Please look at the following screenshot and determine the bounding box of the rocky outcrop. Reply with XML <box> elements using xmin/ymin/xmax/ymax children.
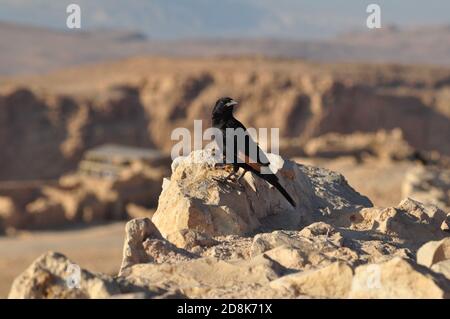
<box><xmin>10</xmin><ymin>206</ymin><xmax>449</xmax><ymax>298</ymax></box>
<box><xmin>119</xmin><ymin>217</ymin><xmax>162</xmax><ymax>274</ymax></box>
<box><xmin>417</xmin><ymin>238</ymin><xmax>450</xmax><ymax>268</ymax></box>
<box><xmin>349</xmin><ymin>257</ymin><xmax>450</xmax><ymax>299</ymax></box>
<box><xmin>8</xmin><ymin>252</ymin><xmax>121</xmax><ymax>299</ymax></box>
<box><xmin>250</xmin><ymin>226</ymin><xmax>356</xmax><ymax>271</ymax></box>
<box><xmin>303</xmin><ymin>129</ymin><xmax>416</xmax><ymax>161</ymax></box>
<box><xmin>0</xmin><ymin>161</ymin><xmax>166</xmax><ymax>232</ymax></box>
<box><xmin>8</xmin><ymin>153</ymin><xmax>450</xmax><ymax>299</ymax></box>
<box><xmin>152</xmin><ymin>150</ymin><xmax>372</xmax><ymax>242</ymax></box>
<box><xmin>8</xmin><ymin>251</ymin><xmax>182</xmax><ymax>299</ymax></box>
<box><xmin>0</xmin><ymin>86</ymin><xmax>152</xmax><ymax>181</ymax></box>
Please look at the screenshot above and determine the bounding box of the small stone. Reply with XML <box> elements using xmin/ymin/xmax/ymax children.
<box><xmin>270</xmin><ymin>262</ymin><xmax>353</xmax><ymax>298</ymax></box>
<box><xmin>349</xmin><ymin>257</ymin><xmax>450</xmax><ymax>298</ymax></box>
<box><xmin>166</xmin><ymin>229</ymin><xmax>218</xmax><ymax>250</ymax></box>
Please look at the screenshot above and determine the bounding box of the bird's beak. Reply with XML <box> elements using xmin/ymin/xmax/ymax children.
<box><xmin>225</xmin><ymin>100</ymin><xmax>238</xmax><ymax>107</ymax></box>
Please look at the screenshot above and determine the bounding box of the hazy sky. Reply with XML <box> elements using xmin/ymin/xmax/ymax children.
<box><xmin>0</xmin><ymin>0</ymin><xmax>449</xmax><ymax>39</ymax></box>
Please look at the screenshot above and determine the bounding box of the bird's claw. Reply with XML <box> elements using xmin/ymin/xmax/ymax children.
<box><xmin>212</xmin><ymin>176</ymin><xmax>244</xmax><ymax>190</ymax></box>
<box><xmin>212</xmin><ymin>176</ymin><xmax>227</xmax><ymax>183</ymax></box>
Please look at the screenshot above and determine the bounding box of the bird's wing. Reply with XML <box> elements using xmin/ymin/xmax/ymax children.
<box><xmin>231</xmin><ymin>120</ymin><xmax>271</xmax><ymax>171</ymax></box>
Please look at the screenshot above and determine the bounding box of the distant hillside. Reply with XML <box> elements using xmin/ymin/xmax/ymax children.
<box><xmin>2</xmin><ymin>22</ymin><xmax>450</xmax><ymax>75</ymax></box>
<box><xmin>1</xmin><ymin>56</ymin><xmax>450</xmax><ymax>180</ymax></box>
<box><xmin>0</xmin><ymin>22</ymin><xmax>151</xmax><ymax>75</ymax></box>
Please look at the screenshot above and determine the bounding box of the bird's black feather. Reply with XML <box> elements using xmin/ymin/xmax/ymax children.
<box><xmin>212</xmin><ymin>97</ymin><xmax>296</xmax><ymax>207</ymax></box>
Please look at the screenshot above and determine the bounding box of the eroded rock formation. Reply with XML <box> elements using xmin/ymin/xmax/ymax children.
<box><xmin>8</xmin><ymin>151</ymin><xmax>450</xmax><ymax>299</ymax></box>
<box><xmin>152</xmin><ymin>150</ymin><xmax>372</xmax><ymax>240</ymax></box>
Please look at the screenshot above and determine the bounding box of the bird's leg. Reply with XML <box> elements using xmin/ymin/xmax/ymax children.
<box><xmin>225</xmin><ymin>165</ymin><xmax>240</xmax><ymax>181</ymax></box>
<box><xmin>213</xmin><ymin>152</ymin><xmax>227</xmax><ymax>169</ymax></box>
<box><xmin>213</xmin><ymin>165</ymin><xmax>239</xmax><ymax>184</ymax></box>
<box><xmin>225</xmin><ymin>168</ymin><xmax>238</xmax><ymax>181</ymax></box>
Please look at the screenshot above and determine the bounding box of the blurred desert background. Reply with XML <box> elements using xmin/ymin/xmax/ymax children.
<box><xmin>0</xmin><ymin>0</ymin><xmax>449</xmax><ymax>298</ymax></box>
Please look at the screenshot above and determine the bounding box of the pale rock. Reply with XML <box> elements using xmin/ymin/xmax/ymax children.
<box><xmin>8</xmin><ymin>252</ymin><xmax>121</xmax><ymax>299</ymax></box>
<box><xmin>333</xmin><ymin>198</ymin><xmax>447</xmax><ymax>245</ymax></box>
<box><xmin>119</xmin><ymin>254</ymin><xmax>285</xmax><ymax>298</ymax></box>
<box><xmin>119</xmin><ymin>218</ymin><xmax>194</xmax><ymax>273</ymax></box>
<box><xmin>251</xmin><ymin>229</ymin><xmax>358</xmax><ymax>269</ymax></box>
<box><xmin>397</xmin><ymin>197</ymin><xmax>447</xmax><ymax>227</ymax></box>
<box><xmin>251</xmin><ymin>231</ymin><xmax>308</xmax><ymax>256</ymax></box>
<box><xmin>349</xmin><ymin>257</ymin><xmax>450</xmax><ymax>298</ymax></box>
<box><xmin>417</xmin><ymin>238</ymin><xmax>450</xmax><ymax>268</ymax></box>
<box><xmin>431</xmin><ymin>260</ymin><xmax>450</xmax><ymax>280</ymax></box>
<box><xmin>270</xmin><ymin>262</ymin><xmax>354</xmax><ymax>298</ymax></box>
<box><xmin>142</xmin><ymin>238</ymin><xmax>194</xmax><ymax>264</ymax></box>
<box><xmin>166</xmin><ymin>229</ymin><xmax>218</xmax><ymax>250</ymax></box>
<box><xmin>152</xmin><ymin>149</ymin><xmax>372</xmax><ymax>241</ymax></box>
<box><xmin>356</xmin><ymin>241</ymin><xmax>413</xmax><ymax>264</ymax></box>
<box><xmin>298</xmin><ymin>221</ymin><xmax>344</xmax><ymax>246</ymax></box>
<box><xmin>119</xmin><ymin>217</ymin><xmax>162</xmax><ymax>275</ymax></box>
<box><xmin>263</xmin><ymin>245</ymin><xmax>306</xmax><ymax>270</ymax></box>
<box><xmin>203</xmin><ymin>235</ymin><xmax>253</xmax><ymax>260</ymax></box>
<box><xmin>8</xmin><ymin>250</ymin><xmax>178</xmax><ymax>299</ymax></box>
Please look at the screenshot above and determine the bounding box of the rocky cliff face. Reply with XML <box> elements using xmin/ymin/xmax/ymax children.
<box><xmin>1</xmin><ymin>57</ymin><xmax>450</xmax><ymax>181</ymax></box>
<box><xmin>8</xmin><ymin>151</ymin><xmax>450</xmax><ymax>299</ymax></box>
<box><xmin>0</xmin><ymin>85</ymin><xmax>152</xmax><ymax>181</ymax></box>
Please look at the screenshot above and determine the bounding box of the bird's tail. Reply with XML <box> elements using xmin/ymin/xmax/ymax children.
<box><xmin>265</xmin><ymin>174</ymin><xmax>296</xmax><ymax>207</ymax></box>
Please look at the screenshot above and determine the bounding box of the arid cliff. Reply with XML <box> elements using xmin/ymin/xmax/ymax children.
<box><xmin>1</xmin><ymin>57</ymin><xmax>450</xmax><ymax>182</ymax></box>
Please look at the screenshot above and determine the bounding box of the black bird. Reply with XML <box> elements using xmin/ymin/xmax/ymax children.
<box><xmin>212</xmin><ymin>97</ymin><xmax>296</xmax><ymax>207</ymax></box>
